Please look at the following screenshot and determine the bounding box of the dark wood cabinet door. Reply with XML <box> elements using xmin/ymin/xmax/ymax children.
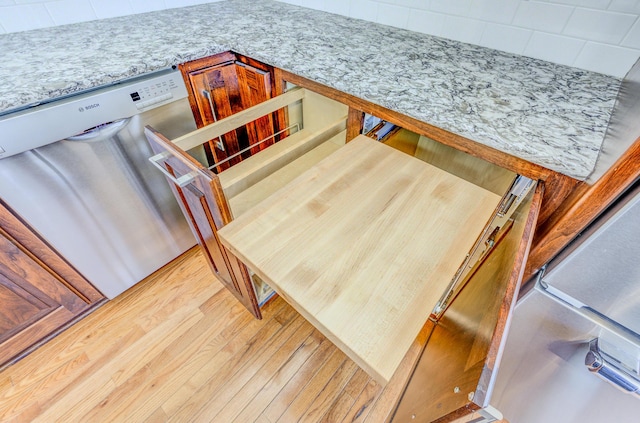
<box><xmin>391</xmin><ymin>183</ymin><xmax>544</xmax><ymax>423</ymax></box>
<box><xmin>0</xmin><ymin>200</ymin><xmax>104</xmax><ymax>368</ymax></box>
<box><xmin>236</xmin><ymin>63</ymin><xmax>276</xmax><ymax>156</ymax></box>
<box><xmin>181</xmin><ymin>53</ymin><xmax>280</xmax><ymax>172</ymax></box>
<box><xmin>145</xmin><ymin>126</ymin><xmax>261</xmax><ymax>319</ymax></box>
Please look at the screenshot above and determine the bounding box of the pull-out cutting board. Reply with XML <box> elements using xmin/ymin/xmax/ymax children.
<box><xmin>218</xmin><ymin>135</ymin><xmax>501</xmax><ymax>384</ymax></box>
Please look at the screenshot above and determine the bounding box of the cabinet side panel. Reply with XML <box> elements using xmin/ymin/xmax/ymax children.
<box><xmin>392</xmin><ymin>183</ymin><xmax>543</xmax><ymax>423</ymax></box>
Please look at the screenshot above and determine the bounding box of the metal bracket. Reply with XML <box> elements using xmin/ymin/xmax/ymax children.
<box><xmin>148</xmin><ymin>151</ymin><xmax>197</xmax><ymax>187</ymax></box>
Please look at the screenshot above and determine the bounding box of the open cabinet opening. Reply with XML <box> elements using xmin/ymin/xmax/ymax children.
<box><xmin>145</xmin><ymin>74</ymin><xmax>541</xmax><ymax>421</ymax></box>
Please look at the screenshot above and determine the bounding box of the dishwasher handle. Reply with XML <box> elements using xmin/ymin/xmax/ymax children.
<box><xmin>148</xmin><ymin>151</ymin><xmax>197</xmax><ymax>188</ymax></box>
<box><xmin>65</xmin><ymin>118</ymin><xmax>129</xmax><ymax>142</ymax></box>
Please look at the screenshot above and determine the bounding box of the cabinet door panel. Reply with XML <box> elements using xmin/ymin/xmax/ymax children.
<box><xmin>236</xmin><ymin>64</ymin><xmax>275</xmax><ymax>156</ymax></box>
<box><xmin>145</xmin><ymin>126</ymin><xmax>260</xmax><ymax>319</ymax></box>
<box><xmin>0</xmin><ymin>278</ymin><xmax>51</xmax><ymax>340</ymax></box>
<box><xmin>184</xmin><ymin>57</ymin><xmax>278</xmax><ymax>172</ymax></box>
<box><xmin>392</xmin><ymin>182</ymin><xmax>543</xmax><ymax>422</ymax></box>
<box><xmin>0</xmin><ymin>223</ymin><xmax>88</xmax><ymax>366</ymax></box>
<box><xmin>204</xmin><ymin>64</ymin><xmax>244</xmax><ymax>169</ymax></box>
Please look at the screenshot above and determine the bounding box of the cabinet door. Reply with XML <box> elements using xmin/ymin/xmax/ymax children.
<box><xmin>145</xmin><ymin>126</ymin><xmax>261</xmax><ymax>319</ymax></box>
<box><xmin>0</xmin><ymin>200</ymin><xmax>104</xmax><ymax>367</ymax></box>
<box><xmin>391</xmin><ymin>183</ymin><xmax>543</xmax><ymax>423</ymax></box>
<box><xmin>186</xmin><ymin>61</ymin><xmax>276</xmax><ymax>171</ymax></box>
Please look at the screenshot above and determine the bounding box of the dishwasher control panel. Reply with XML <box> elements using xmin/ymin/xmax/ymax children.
<box><xmin>129</xmin><ymin>75</ymin><xmax>184</xmax><ymax>110</ymax></box>
<box><xmin>0</xmin><ymin>69</ymin><xmax>189</xmax><ymax>158</ymax></box>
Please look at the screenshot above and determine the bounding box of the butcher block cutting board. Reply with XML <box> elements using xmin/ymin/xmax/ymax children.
<box><xmin>218</xmin><ymin>135</ymin><xmax>501</xmax><ymax>384</ymax></box>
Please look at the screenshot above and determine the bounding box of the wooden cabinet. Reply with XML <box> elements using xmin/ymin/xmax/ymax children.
<box><xmin>145</xmin><ymin>62</ymin><xmax>543</xmax><ymax>422</ymax></box>
<box><xmin>0</xmin><ymin>199</ymin><xmax>105</xmax><ymax>368</ymax></box>
<box><xmin>146</xmin><ymin>127</ymin><xmax>262</xmax><ymax>319</ymax></box>
<box><xmin>180</xmin><ymin>52</ymin><xmax>286</xmax><ymax>172</ymax></box>
<box><xmin>146</xmin><ymin>87</ymin><xmax>348</xmax><ymax>319</ymax></box>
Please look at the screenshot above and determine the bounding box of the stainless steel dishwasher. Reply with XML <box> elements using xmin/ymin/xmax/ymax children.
<box><xmin>0</xmin><ymin>69</ymin><xmax>198</xmax><ymax>298</ymax></box>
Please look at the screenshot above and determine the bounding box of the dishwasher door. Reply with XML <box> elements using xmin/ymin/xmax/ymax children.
<box><xmin>0</xmin><ymin>98</ymin><xmax>197</xmax><ymax>298</ymax></box>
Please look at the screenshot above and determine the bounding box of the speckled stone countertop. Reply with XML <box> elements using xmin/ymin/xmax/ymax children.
<box><xmin>0</xmin><ymin>0</ymin><xmax>621</xmax><ymax>180</ymax></box>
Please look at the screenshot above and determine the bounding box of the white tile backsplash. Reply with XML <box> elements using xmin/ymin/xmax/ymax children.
<box><xmin>90</xmin><ymin>0</ymin><xmax>134</xmax><ymax>19</ymax></box>
<box><xmin>608</xmin><ymin>0</ymin><xmax>640</xmax><ymax>14</ymax></box>
<box><xmin>44</xmin><ymin>0</ymin><xmax>96</xmax><ymax>25</ymax></box>
<box><xmin>622</xmin><ymin>19</ymin><xmax>640</xmax><ymax>48</ymax></box>
<box><xmin>406</xmin><ymin>9</ymin><xmax>445</xmax><ymax>37</ymax></box>
<box><xmin>512</xmin><ymin>2</ymin><xmax>574</xmax><ymax>33</ymax></box>
<box><xmin>349</xmin><ymin>0</ymin><xmax>378</xmax><ymax>21</ymax></box>
<box><xmin>1</xmin><ymin>0</ymin><xmax>639</xmax><ymax>77</ymax></box>
<box><xmin>574</xmin><ymin>41</ymin><xmax>640</xmax><ymax>75</ymax></box>
<box><xmin>440</xmin><ymin>15</ymin><xmax>486</xmax><ymax>44</ymax></box>
<box><xmin>376</xmin><ymin>3</ymin><xmax>409</xmax><ymax>28</ymax></box>
<box><xmin>129</xmin><ymin>0</ymin><xmax>167</xmax><ymax>14</ymax></box>
<box><xmin>469</xmin><ymin>0</ymin><xmax>521</xmax><ymax>25</ymax></box>
<box><xmin>0</xmin><ymin>3</ymin><xmax>54</xmax><ymax>32</ymax></box>
<box><xmin>480</xmin><ymin>23</ymin><xmax>532</xmax><ymax>55</ymax></box>
<box><xmin>164</xmin><ymin>0</ymin><xmax>208</xmax><ymax>7</ymax></box>
<box><xmin>322</xmin><ymin>0</ymin><xmax>350</xmax><ymax>15</ymax></box>
<box><xmin>430</xmin><ymin>0</ymin><xmax>518</xmax><ymax>24</ymax></box>
<box><xmin>539</xmin><ymin>0</ymin><xmax>612</xmax><ymax>9</ymax></box>
<box><xmin>563</xmin><ymin>8</ymin><xmax>636</xmax><ymax>44</ymax></box>
<box><xmin>524</xmin><ymin>31</ymin><xmax>585</xmax><ymax>66</ymax></box>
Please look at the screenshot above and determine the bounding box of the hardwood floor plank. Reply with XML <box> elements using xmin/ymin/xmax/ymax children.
<box><xmin>32</xmin><ymin>300</ymin><xmax>202</xmax><ymax>421</ymax></box>
<box><xmin>133</xmin><ymin>256</ymin><xmax>221</xmax><ymax>332</ymax></box>
<box><xmin>2</xmin><ymin>325</ymin><xmax>145</xmax><ymax>422</ymax></box>
<box><xmin>299</xmin><ymin>358</ymin><xmax>359</xmax><ymax>423</ymax></box>
<box><xmin>2</xmin><ymin>248</ymin><xmax>210</xmax><ymax>394</ymax></box>
<box><xmin>0</xmin><ymin>249</ymin><xmax>415</xmax><ymax>423</ymax></box>
<box><xmin>159</xmin><ymin>297</ymin><xmax>288</xmax><ymax>418</ymax></box>
<box><xmin>144</xmin><ymin>407</ymin><xmax>169</xmax><ymax>423</ymax></box>
<box><xmin>0</xmin><ymin>374</ymin><xmax>11</xmax><ymax>391</ymax></box>
<box><xmin>126</xmin><ymin>298</ymin><xmax>292</xmax><ymax>421</ymax></box>
<box><xmin>274</xmin><ymin>348</ymin><xmax>348</xmax><ymax>422</ymax></box>
<box><xmin>341</xmin><ymin>379</ymin><xmax>384</xmax><ymax>423</ymax></box>
<box><xmin>112</xmin><ymin>307</ymin><xmax>204</xmax><ymax>386</ymax></box>
<box><xmin>32</xmin><ymin>375</ymin><xmax>117</xmax><ymax>423</ymax></box>
<box><xmin>201</xmin><ymin>319</ymin><xmax>319</xmax><ymax>423</ymax></box>
<box><xmin>167</xmin><ymin>302</ymin><xmax>300</xmax><ymax>422</ymax></box>
<box><xmin>319</xmin><ymin>368</ymin><xmax>371</xmax><ymax>423</ymax></box>
<box><xmin>259</xmin><ymin>334</ymin><xmax>336</xmax><ymax>422</ymax></box>
<box><xmin>255</xmin><ymin>415</ymin><xmax>273</xmax><ymax>423</ymax></box>
<box><xmin>81</xmin><ymin>365</ymin><xmax>155</xmax><ymax>422</ymax></box>
<box><xmin>0</xmin><ymin>352</ymin><xmax>89</xmax><ymax>420</ymax></box>
<box><xmin>231</xmin><ymin>330</ymin><xmax>327</xmax><ymax>423</ymax></box>
<box><xmin>4</xmin><ymin>401</ymin><xmax>41</xmax><ymax>423</ymax></box>
<box><xmin>107</xmin><ymin>306</ymin><xmax>273</xmax><ymax>421</ymax></box>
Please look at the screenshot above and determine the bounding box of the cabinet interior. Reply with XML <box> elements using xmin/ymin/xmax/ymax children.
<box><xmin>166</xmin><ymin>83</ymin><xmax>531</xmax><ymax>385</ymax></box>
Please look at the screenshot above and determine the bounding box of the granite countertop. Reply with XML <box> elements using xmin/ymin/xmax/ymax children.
<box><xmin>0</xmin><ymin>0</ymin><xmax>621</xmax><ymax>180</ymax></box>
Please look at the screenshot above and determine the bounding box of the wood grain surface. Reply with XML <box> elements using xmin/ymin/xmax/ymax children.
<box><xmin>0</xmin><ymin>248</ymin><xmax>421</xmax><ymax>422</ymax></box>
<box><xmin>219</xmin><ymin>135</ymin><xmax>501</xmax><ymax>384</ymax></box>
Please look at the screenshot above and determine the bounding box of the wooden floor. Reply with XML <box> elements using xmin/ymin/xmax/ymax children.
<box><xmin>0</xmin><ymin>248</ymin><xmax>409</xmax><ymax>422</ymax></box>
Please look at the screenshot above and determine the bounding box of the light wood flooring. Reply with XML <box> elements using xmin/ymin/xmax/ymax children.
<box><xmin>0</xmin><ymin>248</ymin><xmax>411</xmax><ymax>422</ymax></box>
